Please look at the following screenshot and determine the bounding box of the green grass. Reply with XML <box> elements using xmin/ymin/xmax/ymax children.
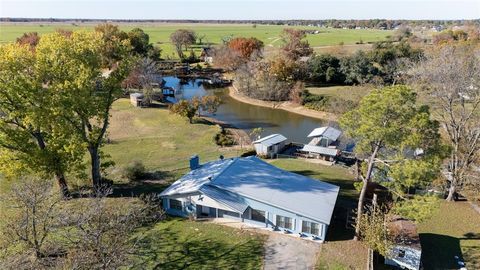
<box><xmin>305</xmin><ymin>85</ymin><xmax>372</xmax><ymax>102</ymax></box>
<box><xmin>417</xmin><ymin>201</ymin><xmax>480</xmax><ymax>269</ymax></box>
<box><xmin>0</xmin><ymin>23</ymin><xmax>392</xmax><ymax>58</ymax></box>
<box><xmin>132</xmin><ymin>217</ymin><xmax>266</xmax><ymax>269</ymax></box>
<box><xmin>104</xmin><ymin>99</ymin><xmax>240</xmax><ymax>178</ymax></box>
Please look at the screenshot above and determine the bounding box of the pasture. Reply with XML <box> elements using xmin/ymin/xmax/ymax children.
<box><xmin>0</xmin><ymin>22</ymin><xmax>392</xmax><ymax>58</ymax></box>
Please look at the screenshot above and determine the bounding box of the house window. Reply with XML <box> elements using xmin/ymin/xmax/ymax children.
<box><xmin>302</xmin><ymin>221</ymin><xmax>320</xmax><ymax>236</ymax></box>
<box><xmin>251</xmin><ymin>209</ymin><xmax>266</xmax><ymax>223</ymax></box>
<box><xmin>276</xmin><ymin>215</ymin><xmax>293</xmax><ymax>229</ymax></box>
<box><xmin>169</xmin><ymin>199</ymin><xmax>182</xmax><ymax>210</ymax></box>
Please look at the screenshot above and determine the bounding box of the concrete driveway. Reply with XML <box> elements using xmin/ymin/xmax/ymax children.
<box><xmin>264</xmin><ymin>232</ymin><xmax>320</xmax><ymax>270</ymax></box>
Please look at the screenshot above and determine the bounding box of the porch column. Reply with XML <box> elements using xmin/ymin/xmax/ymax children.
<box><xmin>216</xmin><ymin>208</ymin><xmax>218</xmax><ymax>218</ymax></box>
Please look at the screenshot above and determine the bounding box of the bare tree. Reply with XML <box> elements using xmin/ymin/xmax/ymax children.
<box><xmin>411</xmin><ymin>45</ymin><xmax>480</xmax><ymax>201</ymax></box>
<box><xmin>0</xmin><ymin>176</ymin><xmax>62</xmax><ymax>268</ymax></box>
<box><xmin>122</xmin><ymin>58</ymin><xmax>161</xmax><ymax>106</ymax></box>
<box><xmin>169</xmin><ymin>29</ymin><xmax>196</xmax><ymax>59</ymax></box>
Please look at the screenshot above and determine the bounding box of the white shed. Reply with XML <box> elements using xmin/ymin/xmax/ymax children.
<box><xmin>253</xmin><ymin>134</ymin><xmax>287</xmax><ymax>158</ymax></box>
<box><xmin>307</xmin><ymin>126</ymin><xmax>342</xmax><ymax>147</ymax></box>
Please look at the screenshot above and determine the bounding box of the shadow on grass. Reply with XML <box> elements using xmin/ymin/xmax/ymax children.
<box><xmin>131</xmin><ymin>218</ymin><xmax>264</xmax><ymax>270</ymax></box>
<box><xmin>111</xmin><ymin>170</ymin><xmax>179</xmax><ymax>197</ymax></box>
<box><xmin>420</xmin><ymin>233</ymin><xmax>463</xmax><ymax>269</ymax></box>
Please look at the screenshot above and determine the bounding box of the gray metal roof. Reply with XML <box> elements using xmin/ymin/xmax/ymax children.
<box><xmin>307</xmin><ymin>126</ymin><xmax>342</xmax><ymax>141</ymax></box>
<box><xmin>253</xmin><ymin>134</ymin><xmax>287</xmax><ymax>147</ymax></box>
<box><xmin>301</xmin><ymin>145</ymin><xmax>340</xmax><ymax>157</ymax></box>
<box><xmin>162</xmin><ymin>156</ymin><xmax>340</xmax><ymax>225</ymax></box>
<box><xmin>200</xmin><ymin>185</ymin><xmax>249</xmax><ymax>213</ymax></box>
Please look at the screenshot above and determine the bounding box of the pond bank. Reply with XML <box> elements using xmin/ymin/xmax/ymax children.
<box><xmin>228</xmin><ymin>86</ymin><xmax>338</xmax><ymax>121</ymax></box>
<box><xmin>200</xmin><ymin>115</ymin><xmax>252</xmax><ymax>146</ymax></box>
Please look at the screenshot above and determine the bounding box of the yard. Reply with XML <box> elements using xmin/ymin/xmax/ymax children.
<box><xmin>132</xmin><ymin>218</ymin><xmax>266</xmax><ymax>270</ymax></box>
<box><xmin>0</xmin><ymin>23</ymin><xmax>391</xmax><ymax>58</ymax></box>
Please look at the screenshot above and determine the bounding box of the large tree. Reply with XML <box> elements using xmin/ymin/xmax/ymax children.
<box><xmin>340</xmin><ymin>85</ymin><xmax>442</xmax><ymax>240</ymax></box>
<box><xmin>227</xmin><ymin>37</ymin><xmax>264</xmax><ymax>59</ymax></box>
<box><xmin>281</xmin><ymin>28</ymin><xmax>313</xmax><ymax>60</ymax></box>
<box><xmin>35</xmin><ymin>31</ymin><xmax>132</xmax><ymax>190</ymax></box>
<box><xmin>0</xmin><ymin>43</ymin><xmax>84</xmax><ymax>197</ymax></box>
<box><xmin>411</xmin><ymin>44</ymin><xmax>480</xmax><ymax>201</ymax></box>
<box><xmin>170</xmin><ymin>29</ymin><xmax>196</xmax><ymax>59</ymax></box>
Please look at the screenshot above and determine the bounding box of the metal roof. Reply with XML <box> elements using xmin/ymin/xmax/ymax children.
<box><xmin>253</xmin><ymin>134</ymin><xmax>287</xmax><ymax>147</ymax></box>
<box><xmin>161</xmin><ymin>156</ymin><xmax>339</xmax><ymax>224</ymax></box>
<box><xmin>307</xmin><ymin>126</ymin><xmax>342</xmax><ymax>141</ymax></box>
<box><xmin>200</xmin><ymin>185</ymin><xmax>249</xmax><ymax>213</ymax></box>
<box><xmin>301</xmin><ymin>145</ymin><xmax>339</xmax><ymax>157</ymax></box>
<box><xmin>210</xmin><ymin>157</ymin><xmax>340</xmax><ymax>225</ymax></box>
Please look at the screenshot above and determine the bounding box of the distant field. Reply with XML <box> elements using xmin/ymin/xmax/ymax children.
<box><xmin>0</xmin><ymin>23</ymin><xmax>392</xmax><ymax>58</ymax></box>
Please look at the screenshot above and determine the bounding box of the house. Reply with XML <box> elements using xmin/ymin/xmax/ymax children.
<box><xmin>160</xmin><ymin>156</ymin><xmax>340</xmax><ymax>241</ymax></box>
<box><xmin>299</xmin><ymin>126</ymin><xmax>342</xmax><ymax>160</ymax></box>
<box><xmin>385</xmin><ymin>216</ymin><xmax>422</xmax><ymax>270</ymax></box>
<box><xmin>130</xmin><ymin>93</ymin><xmax>144</xmax><ymax>107</ymax></box>
<box><xmin>253</xmin><ymin>134</ymin><xmax>287</xmax><ymax>158</ymax></box>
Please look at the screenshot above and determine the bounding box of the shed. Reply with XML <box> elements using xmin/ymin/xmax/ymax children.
<box><xmin>130</xmin><ymin>93</ymin><xmax>144</xmax><ymax>107</ymax></box>
<box><xmin>385</xmin><ymin>216</ymin><xmax>422</xmax><ymax>270</ymax></box>
<box><xmin>253</xmin><ymin>134</ymin><xmax>287</xmax><ymax>158</ymax></box>
<box><xmin>307</xmin><ymin>126</ymin><xmax>342</xmax><ymax>147</ymax></box>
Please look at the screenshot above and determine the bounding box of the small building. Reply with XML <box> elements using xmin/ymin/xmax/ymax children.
<box><xmin>200</xmin><ymin>47</ymin><xmax>214</xmax><ymax>64</ymax></box>
<box><xmin>130</xmin><ymin>93</ymin><xmax>144</xmax><ymax>107</ymax></box>
<box><xmin>160</xmin><ymin>156</ymin><xmax>340</xmax><ymax>242</ymax></box>
<box><xmin>253</xmin><ymin>134</ymin><xmax>287</xmax><ymax>158</ymax></box>
<box><xmin>307</xmin><ymin>126</ymin><xmax>342</xmax><ymax>147</ymax></box>
<box><xmin>385</xmin><ymin>216</ymin><xmax>422</xmax><ymax>270</ymax></box>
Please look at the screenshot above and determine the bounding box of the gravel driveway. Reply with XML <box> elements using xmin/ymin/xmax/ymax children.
<box><xmin>263</xmin><ymin>233</ymin><xmax>321</xmax><ymax>270</ymax></box>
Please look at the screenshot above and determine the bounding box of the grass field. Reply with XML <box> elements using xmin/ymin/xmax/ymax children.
<box><xmin>133</xmin><ymin>218</ymin><xmax>266</xmax><ymax>269</ymax></box>
<box><xmin>305</xmin><ymin>85</ymin><xmax>373</xmax><ymax>101</ymax></box>
<box><xmin>0</xmin><ymin>23</ymin><xmax>392</xmax><ymax>58</ymax></box>
<box><xmin>104</xmin><ymin>99</ymin><xmax>241</xmax><ymax>179</ymax></box>
<box><xmin>418</xmin><ymin>201</ymin><xmax>480</xmax><ymax>269</ymax></box>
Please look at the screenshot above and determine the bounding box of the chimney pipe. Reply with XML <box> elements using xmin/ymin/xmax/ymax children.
<box><xmin>190</xmin><ymin>155</ymin><xmax>200</xmax><ymax>170</ymax></box>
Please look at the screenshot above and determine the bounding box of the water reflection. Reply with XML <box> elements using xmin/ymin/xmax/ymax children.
<box><xmin>163</xmin><ymin>76</ymin><xmax>326</xmax><ymax>143</ymax></box>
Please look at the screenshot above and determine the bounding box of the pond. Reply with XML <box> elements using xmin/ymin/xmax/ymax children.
<box><xmin>163</xmin><ymin>76</ymin><xmax>327</xmax><ymax>143</ymax></box>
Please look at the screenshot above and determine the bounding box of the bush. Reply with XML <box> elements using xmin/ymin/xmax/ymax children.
<box><xmin>122</xmin><ymin>160</ymin><xmax>146</xmax><ymax>181</ymax></box>
<box><xmin>214</xmin><ymin>129</ymin><xmax>235</xmax><ymax>147</ymax></box>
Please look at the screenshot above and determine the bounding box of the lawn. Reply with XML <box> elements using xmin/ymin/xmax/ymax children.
<box><xmin>305</xmin><ymin>85</ymin><xmax>373</xmax><ymax>102</ymax></box>
<box><xmin>104</xmin><ymin>99</ymin><xmax>241</xmax><ymax>180</ymax></box>
<box><xmin>417</xmin><ymin>201</ymin><xmax>480</xmax><ymax>269</ymax></box>
<box><xmin>132</xmin><ymin>218</ymin><xmax>266</xmax><ymax>270</ymax></box>
<box><xmin>0</xmin><ymin>23</ymin><xmax>392</xmax><ymax>58</ymax></box>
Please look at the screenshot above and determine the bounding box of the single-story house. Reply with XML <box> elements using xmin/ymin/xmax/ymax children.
<box><xmin>130</xmin><ymin>93</ymin><xmax>144</xmax><ymax>107</ymax></box>
<box><xmin>160</xmin><ymin>156</ymin><xmax>340</xmax><ymax>241</ymax></box>
<box><xmin>253</xmin><ymin>134</ymin><xmax>287</xmax><ymax>158</ymax></box>
<box><xmin>385</xmin><ymin>216</ymin><xmax>422</xmax><ymax>270</ymax></box>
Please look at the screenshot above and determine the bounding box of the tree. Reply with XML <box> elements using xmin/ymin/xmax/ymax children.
<box><xmin>128</xmin><ymin>28</ymin><xmax>150</xmax><ymax>56</ymax></box>
<box><xmin>95</xmin><ymin>23</ymin><xmax>129</xmax><ymax>67</ymax></box>
<box><xmin>308</xmin><ymin>54</ymin><xmax>344</xmax><ymax>84</ymax></box>
<box><xmin>281</xmin><ymin>28</ymin><xmax>313</xmax><ymax>60</ymax></box>
<box><xmin>228</xmin><ymin>37</ymin><xmax>264</xmax><ymax>59</ymax></box>
<box><xmin>170</xmin><ymin>29</ymin><xmax>196</xmax><ymax>59</ymax></box>
<box><xmin>35</xmin><ymin>31</ymin><xmax>132</xmax><ymax>190</ymax></box>
<box><xmin>122</xmin><ymin>58</ymin><xmax>161</xmax><ymax>106</ymax></box>
<box><xmin>0</xmin><ymin>42</ymin><xmax>84</xmax><ymax>197</ymax></box>
<box><xmin>0</xmin><ymin>176</ymin><xmax>62</xmax><ymax>265</ymax></box>
<box><xmin>212</xmin><ymin>45</ymin><xmax>243</xmax><ymax>70</ymax></box>
<box><xmin>170</xmin><ymin>99</ymin><xmax>198</xmax><ymax>123</ymax></box>
<box><xmin>15</xmin><ymin>32</ymin><xmax>40</xmax><ymax>49</ymax></box>
<box><xmin>200</xmin><ymin>95</ymin><xmax>221</xmax><ymax>115</ymax></box>
<box><xmin>411</xmin><ymin>45</ymin><xmax>480</xmax><ymax>201</ymax></box>
<box><xmin>340</xmin><ymin>85</ymin><xmax>442</xmax><ymax>240</ymax></box>
<box><xmin>249</xmin><ymin>127</ymin><xmax>264</xmax><ymax>140</ymax></box>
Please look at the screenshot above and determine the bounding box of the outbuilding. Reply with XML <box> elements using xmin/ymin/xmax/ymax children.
<box><xmin>130</xmin><ymin>93</ymin><xmax>144</xmax><ymax>107</ymax></box>
<box><xmin>253</xmin><ymin>134</ymin><xmax>287</xmax><ymax>158</ymax></box>
<box><xmin>160</xmin><ymin>156</ymin><xmax>340</xmax><ymax>242</ymax></box>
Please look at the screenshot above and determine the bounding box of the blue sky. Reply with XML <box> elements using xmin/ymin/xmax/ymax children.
<box><xmin>1</xmin><ymin>0</ymin><xmax>479</xmax><ymax>20</ymax></box>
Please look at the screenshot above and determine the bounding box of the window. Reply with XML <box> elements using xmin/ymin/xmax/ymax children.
<box><xmin>169</xmin><ymin>199</ymin><xmax>182</xmax><ymax>210</ymax></box>
<box><xmin>302</xmin><ymin>220</ymin><xmax>320</xmax><ymax>236</ymax></box>
<box><xmin>251</xmin><ymin>209</ymin><xmax>266</xmax><ymax>223</ymax></box>
<box><xmin>276</xmin><ymin>215</ymin><xmax>293</xmax><ymax>229</ymax></box>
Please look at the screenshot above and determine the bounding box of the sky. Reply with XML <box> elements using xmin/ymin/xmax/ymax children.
<box><xmin>1</xmin><ymin>0</ymin><xmax>479</xmax><ymax>20</ymax></box>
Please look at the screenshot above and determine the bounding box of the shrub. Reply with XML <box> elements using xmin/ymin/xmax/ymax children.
<box><xmin>122</xmin><ymin>160</ymin><xmax>146</xmax><ymax>181</ymax></box>
<box><xmin>214</xmin><ymin>129</ymin><xmax>235</xmax><ymax>147</ymax></box>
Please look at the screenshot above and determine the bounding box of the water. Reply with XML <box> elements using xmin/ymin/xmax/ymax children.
<box><xmin>163</xmin><ymin>76</ymin><xmax>326</xmax><ymax>143</ymax></box>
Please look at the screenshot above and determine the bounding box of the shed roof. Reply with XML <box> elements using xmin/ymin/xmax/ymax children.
<box><xmin>161</xmin><ymin>156</ymin><xmax>339</xmax><ymax>225</ymax></box>
<box><xmin>253</xmin><ymin>134</ymin><xmax>287</xmax><ymax>147</ymax></box>
<box><xmin>301</xmin><ymin>145</ymin><xmax>339</xmax><ymax>157</ymax></box>
<box><xmin>130</xmin><ymin>93</ymin><xmax>144</xmax><ymax>98</ymax></box>
<box><xmin>307</xmin><ymin>126</ymin><xmax>342</xmax><ymax>141</ymax></box>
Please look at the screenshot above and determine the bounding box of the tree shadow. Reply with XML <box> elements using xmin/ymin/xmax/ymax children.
<box><xmin>111</xmin><ymin>170</ymin><xmax>178</xmax><ymax>197</ymax></box>
<box><xmin>419</xmin><ymin>233</ymin><xmax>464</xmax><ymax>269</ymax></box>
